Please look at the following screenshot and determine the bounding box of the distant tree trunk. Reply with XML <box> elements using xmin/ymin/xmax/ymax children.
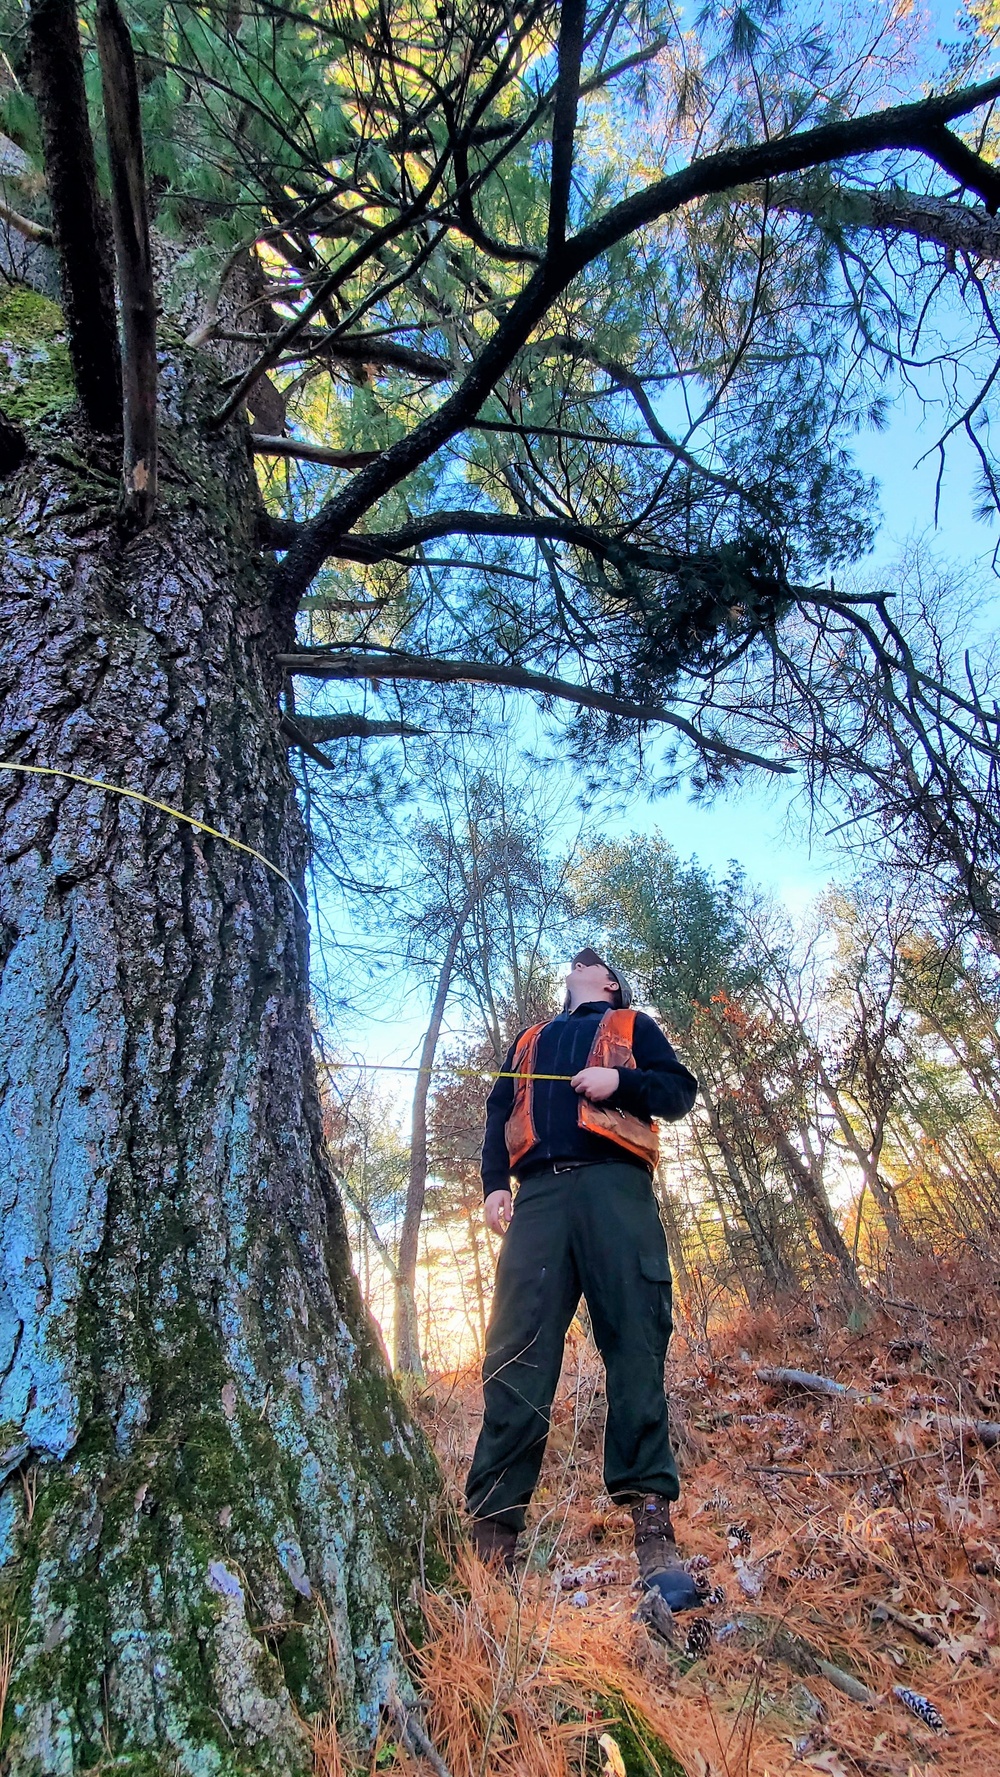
<box><xmin>654</xmin><ymin>1174</ymin><xmax>692</xmax><ymax>1299</ymax></box>
<box><xmin>394</xmin><ymin>897</ymin><xmax>473</xmax><ymax>1375</ymax></box>
<box><xmin>767</xmin><ymin>1122</ymin><xmax>865</xmax><ymax>1299</ymax></box>
<box><xmin>815</xmin><ymin>1062</ymin><xmax>916</xmax><ymax>1254</ymax></box>
<box><xmin>0</xmin><ymin>365</ymin><xmax>438</xmax><ymax>1771</ymax></box>
<box><xmin>712</xmin><ymin>1024</ymin><xmax>864</xmax><ymax>1300</ymax></box>
<box><xmin>699</xmin><ymin>1091</ymin><xmax>795</xmax><ymax>1295</ymax></box>
<box><xmin>462</xmin><ymin>1199</ymin><xmax>489</xmax><ymax>1358</ymax></box>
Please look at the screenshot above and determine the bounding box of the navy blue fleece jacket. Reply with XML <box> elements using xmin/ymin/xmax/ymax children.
<box><xmin>481</xmin><ymin>1001</ymin><xmax>698</xmax><ymax>1197</ymax></box>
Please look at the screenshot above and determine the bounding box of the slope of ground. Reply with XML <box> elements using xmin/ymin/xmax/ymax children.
<box><xmin>320</xmin><ymin>1257</ymin><xmax>1000</xmax><ymax>1776</ymax></box>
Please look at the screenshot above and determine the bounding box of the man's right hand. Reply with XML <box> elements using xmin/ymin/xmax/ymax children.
<box><xmin>484</xmin><ymin>1189</ymin><xmax>512</xmax><ymax>1235</ymax></box>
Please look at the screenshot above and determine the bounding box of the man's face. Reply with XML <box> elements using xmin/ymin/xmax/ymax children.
<box><xmin>565</xmin><ymin>958</ymin><xmax>619</xmax><ymax>1005</ymax></box>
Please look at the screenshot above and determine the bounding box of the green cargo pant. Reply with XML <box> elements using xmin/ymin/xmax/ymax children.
<box><xmin>465</xmin><ymin>1160</ymin><xmax>680</xmax><ymax>1532</ymax></box>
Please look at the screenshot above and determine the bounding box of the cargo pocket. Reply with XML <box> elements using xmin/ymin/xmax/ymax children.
<box><xmin>639</xmin><ymin>1250</ymin><xmax>671</xmax><ymax>1284</ymax></box>
<box><xmin>639</xmin><ymin>1249</ymin><xmax>673</xmax><ymax>1342</ymax></box>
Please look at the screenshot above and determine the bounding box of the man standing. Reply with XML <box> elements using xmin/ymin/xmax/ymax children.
<box><xmin>465</xmin><ymin>949</ymin><xmax>702</xmax><ymax>1611</ymax></box>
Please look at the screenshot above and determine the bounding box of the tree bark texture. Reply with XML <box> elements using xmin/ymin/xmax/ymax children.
<box><xmin>0</xmin><ymin>359</ymin><xmax>438</xmax><ymax>1773</ymax></box>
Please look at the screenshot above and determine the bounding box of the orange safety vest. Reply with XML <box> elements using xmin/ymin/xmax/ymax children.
<box><xmin>504</xmin><ymin>1006</ymin><xmax>659</xmax><ymax>1171</ymax></box>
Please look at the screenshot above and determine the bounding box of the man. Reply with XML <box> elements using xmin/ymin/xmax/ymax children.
<box><xmin>465</xmin><ymin>948</ymin><xmax>702</xmax><ymax>1612</ymax></box>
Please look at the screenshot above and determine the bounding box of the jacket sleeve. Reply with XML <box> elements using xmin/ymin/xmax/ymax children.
<box><xmin>481</xmin><ymin>1039</ymin><xmax>519</xmax><ymax>1198</ymax></box>
<box><xmin>611</xmin><ymin>1011</ymin><xmax>698</xmax><ymax>1123</ymax></box>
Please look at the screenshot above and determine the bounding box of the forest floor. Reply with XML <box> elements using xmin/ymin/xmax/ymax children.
<box><xmin>330</xmin><ymin>1256</ymin><xmax>1000</xmax><ymax>1777</ymax></box>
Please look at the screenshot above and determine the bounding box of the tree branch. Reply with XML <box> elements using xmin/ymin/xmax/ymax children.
<box><xmin>97</xmin><ymin>0</ymin><xmax>157</xmax><ymax>520</ymax></box>
<box><xmin>272</xmin><ymin>72</ymin><xmax>1000</xmax><ymax>608</ymax></box>
<box><xmin>746</xmin><ymin>179</ymin><xmax>1000</xmax><ymax>260</ymax></box>
<box><xmin>27</xmin><ymin>0</ymin><xmax>121</xmax><ymax>434</ymax></box>
<box><xmin>282</xmin><ymin>712</ymin><xmax>424</xmax><ymax>750</ymax></box>
<box><xmin>548</xmin><ymin>0</ymin><xmax>587</xmax><ymax>254</ymax></box>
<box><xmin>279</xmin><ymin>716</ymin><xmax>340</xmax><ymax>772</ymax></box>
<box><xmin>0</xmin><ymin>196</ymin><xmax>52</xmax><ymax>247</ymax></box>
<box><xmin>292</xmin><ymin>330</ymin><xmax>454</xmax><ymax>379</ymax></box>
<box><xmin>256</xmin><ymin>425</ymin><xmax>670</xmax><ymax>469</ymax></box>
<box><xmin>924</xmin><ymin>124</ymin><xmax>1000</xmax><ymax>214</ymax></box>
<box><xmin>253</xmin><ymin>435</ymin><xmax>382</xmax><ymax>469</ymax></box>
<box><xmin>211</xmin><ymin>164</ymin><xmax>453</xmax><ymax>427</ymax></box>
<box><xmin>471</xmin><ymin>418</ymin><xmax>667</xmax><ymax>449</ymax></box>
<box><xmin>276</xmin><ymin>648</ymin><xmax>792</xmax><ymax>772</ymax></box>
<box><xmin>335</xmin><ymin>1173</ymin><xmax>399</xmax><ymax>1279</ymax></box>
<box><xmin>266</xmin><ymin>506</ymin><xmax>687</xmax><ymax>567</ymax></box>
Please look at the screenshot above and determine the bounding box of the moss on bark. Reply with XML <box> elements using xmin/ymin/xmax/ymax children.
<box><xmin>0</xmin><ymin>288</ymin><xmax>75</xmax><ymax>426</ymax></box>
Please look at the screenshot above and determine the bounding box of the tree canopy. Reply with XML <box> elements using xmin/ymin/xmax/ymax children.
<box><xmin>5</xmin><ymin>0</ymin><xmax>1000</xmax><ymax>816</ymax></box>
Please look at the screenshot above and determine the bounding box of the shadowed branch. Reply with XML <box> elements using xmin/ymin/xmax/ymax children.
<box><xmin>276</xmin><ymin>647</ymin><xmax>792</xmax><ymax>772</ymax></box>
<box><xmin>27</xmin><ymin>0</ymin><xmax>121</xmax><ymax>434</ymax></box>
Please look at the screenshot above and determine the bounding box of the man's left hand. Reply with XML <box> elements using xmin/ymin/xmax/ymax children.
<box><xmin>571</xmin><ymin>1066</ymin><xmax>619</xmax><ymax>1101</ymax></box>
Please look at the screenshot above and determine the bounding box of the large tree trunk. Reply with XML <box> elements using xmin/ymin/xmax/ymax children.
<box><xmin>0</xmin><ymin>360</ymin><xmax>438</xmax><ymax>1772</ymax></box>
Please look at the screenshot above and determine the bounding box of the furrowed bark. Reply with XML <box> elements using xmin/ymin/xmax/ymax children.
<box><xmin>0</xmin><ymin>357</ymin><xmax>439</xmax><ymax>1772</ymax></box>
<box><xmin>27</xmin><ymin>0</ymin><xmax>122</xmax><ymax>435</ymax></box>
<box><xmin>97</xmin><ymin>0</ymin><xmax>158</xmax><ymax>520</ymax></box>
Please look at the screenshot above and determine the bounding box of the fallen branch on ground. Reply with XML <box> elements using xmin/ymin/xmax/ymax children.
<box><xmin>754</xmin><ymin>1363</ymin><xmax>1000</xmax><ymax>1447</ymax></box>
<box><xmin>387</xmin><ymin>1689</ymin><xmax>453</xmax><ymax>1777</ymax></box>
<box><xmin>718</xmin><ymin>1615</ymin><xmax>880</xmax><ymax>1706</ymax></box>
<box><xmin>755</xmin><ymin>1365</ymin><xmax>868</xmax><ymax>1402</ymax></box>
<box><xmin>872</xmin><ymin>1602</ymin><xmax>941</xmax><ymax>1649</ymax></box>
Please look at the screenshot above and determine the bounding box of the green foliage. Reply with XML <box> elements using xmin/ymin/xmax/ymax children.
<box><xmin>571</xmin><ymin>834</ymin><xmax>756</xmax><ymax>1029</ymax></box>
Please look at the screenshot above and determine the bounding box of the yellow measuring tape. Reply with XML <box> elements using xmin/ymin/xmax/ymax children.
<box><xmin>0</xmin><ymin>759</ymin><xmax>308</xmax><ymax>917</ymax></box>
<box><xmin>339</xmin><ymin>1062</ymin><xmax>580</xmax><ymax>1082</ymax></box>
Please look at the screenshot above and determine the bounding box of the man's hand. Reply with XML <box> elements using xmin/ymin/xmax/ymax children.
<box><xmin>571</xmin><ymin>1065</ymin><xmax>620</xmax><ymax>1102</ymax></box>
<box><xmin>485</xmin><ymin>1189</ymin><xmax>512</xmax><ymax>1234</ymax></box>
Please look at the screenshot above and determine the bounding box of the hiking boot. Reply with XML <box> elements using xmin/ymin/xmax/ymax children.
<box><xmin>470</xmin><ymin>1517</ymin><xmax>518</xmax><ymax>1573</ymax></box>
<box><xmin>630</xmin><ymin>1495</ymin><xmax>703</xmax><ymax>1613</ymax></box>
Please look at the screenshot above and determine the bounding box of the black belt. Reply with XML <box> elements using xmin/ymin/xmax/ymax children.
<box><xmin>525</xmin><ymin>1159</ymin><xmax>653</xmax><ymax>1179</ymax></box>
<box><xmin>537</xmin><ymin>1160</ymin><xmax>604</xmax><ymax>1176</ymax></box>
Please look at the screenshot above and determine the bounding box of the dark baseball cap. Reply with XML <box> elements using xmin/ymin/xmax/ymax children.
<box><xmin>571</xmin><ymin>947</ymin><xmax>634</xmax><ymax>1008</ymax></box>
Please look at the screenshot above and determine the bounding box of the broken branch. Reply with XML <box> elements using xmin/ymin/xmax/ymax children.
<box><xmin>97</xmin><ymin>0</ymin><xmax>157</xmax><ymax>520</ymax></box>
<box><xmin>755</xmin><ymin>1363</ymin><xmax>1000</xmax><ymax>1446</ymax></box>
<box><xmin>252</xmin><ymin>435</ymin><xmax>381</xmax><ymax>469</ymax></box>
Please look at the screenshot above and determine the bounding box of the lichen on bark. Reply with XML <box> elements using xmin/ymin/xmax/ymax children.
<box><xmin>0</xmin><ymin>338</ymin><xmax>441</xmax><ymax>1774</ymax></box>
